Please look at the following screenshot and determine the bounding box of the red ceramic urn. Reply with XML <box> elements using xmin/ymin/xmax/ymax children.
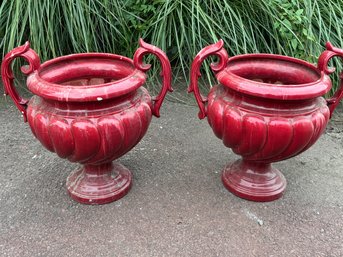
<box><xmin>189</xmin><ymin>40</ymin><xmax>343</xmax><ymax>202</ymax></box>
<box><xmin>2</xmin><ymin>39</ymin><xmax>172</xmax><ymax>205</ymax></box>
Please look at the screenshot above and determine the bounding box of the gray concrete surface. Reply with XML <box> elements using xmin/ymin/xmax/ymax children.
<box><xmin>1</xmin><ymin>99</ymin><xmax>343</xmax><ymax>257</ymax></box>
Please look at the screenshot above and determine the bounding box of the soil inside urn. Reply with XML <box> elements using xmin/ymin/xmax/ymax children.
<box><xmin>60</xmin><ymin>77</ymin><xmax>117</xmax><ymax>86</ymax></box>
<box><xmin>37</xmin><ymin>55</ymin><xmax>135</xmax><ymax>86</ymax></box>
<box><xmin>227</xmin><ymin>56</ymin><xmax>321</xmax><ymax>85</ymax></box>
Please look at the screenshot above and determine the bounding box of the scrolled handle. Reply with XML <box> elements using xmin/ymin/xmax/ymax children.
<box><xmin>317</xmin><ymin>42</ymin><xmax>343</xmax><ymax>118</ymax></box>
<box><xmin>1</xmin><ymin>41</ymin><xmax>41</xmax><ymax>122</ymax></box>
<box><xmin>187</xmin><ymin>39</ymin><xmax>229</xmax><ymax>119</ymax></box>
<box><xmin>133</xmin><ymin>38</ymin><xmax>173</xmax><ymax>117</ymax></box>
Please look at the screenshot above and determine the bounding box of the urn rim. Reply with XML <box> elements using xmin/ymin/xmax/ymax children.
<box><xmin>27</xmin><ymin>53</ymin><xmax>146</xmax><ymax>102</ymax></box>
<box><xmin>216</xmin><ymin>53</ymin><xmax>332</xmax><ymax>100</ymax></box>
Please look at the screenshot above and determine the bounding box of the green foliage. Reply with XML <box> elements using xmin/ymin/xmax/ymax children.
<box><xmin>124</xmin><ymin>0</ymin><xmax>162</xmax><ymax>33</ymax></box>
<box><xmin>272</xmin><ymin>0</ymin><xmax>315</xmax><ymax>60</ymax></box>
<box><xmin>1</xmin><ymin>0</ymin><xmax>343</xmax><ymax>96</ymax></box>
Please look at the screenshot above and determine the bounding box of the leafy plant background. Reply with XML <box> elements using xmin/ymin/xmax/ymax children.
<box><xmin>0</xmin><ymin>0</ymin><xmax>342</xmax><ymax>98</ymax></box>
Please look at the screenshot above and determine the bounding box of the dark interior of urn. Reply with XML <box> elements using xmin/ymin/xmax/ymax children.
<box><xmin>227</xmin><ymin>57</ymin><xmax>321</xmax><ymax>85</ymax></box>
<box><xmin>38</xmin><ymin>57</ymin><xmax>135</xmax><ymax>86</ymax></box>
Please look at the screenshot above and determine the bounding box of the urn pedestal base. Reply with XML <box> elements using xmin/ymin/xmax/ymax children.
<box><xmin>222</xmin><ymin>160</ymin><xmax>286</xmax><ymax>202</ymax></box>
<box><xmin>66</xmin><ymin>162</ymin><xmax>132</xmax><ymax>205</ymax></box>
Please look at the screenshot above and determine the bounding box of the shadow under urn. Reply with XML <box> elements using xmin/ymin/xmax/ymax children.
<box><xmin>188</xmin><ymin>40</ymin><xmax>343</xmax><ymax>202</ymax></box>
<box><xmin>2</xmin><ymin>39</ymin><xmax>172</xmax><ymax>205</ymax></box>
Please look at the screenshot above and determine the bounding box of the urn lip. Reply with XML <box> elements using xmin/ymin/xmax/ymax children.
<box><xmin>216</xmin><ymin>53</ymin><xmax>332</xmax><ymax>100</ymax></box>
<box><xmin>26</xmin><ymin>53</ymin><xmax>146</xmax><ymax>102</ymax></box>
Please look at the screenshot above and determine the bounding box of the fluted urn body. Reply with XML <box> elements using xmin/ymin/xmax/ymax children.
<box><xmin>2</xmin><ymin>40</ymin><xmax>172</xmax><ymax>204</ymax></box>
<box><xmin>189</xmin><ymin>40</ymin><xmax>343</xmax><ymax>201</ymax></box>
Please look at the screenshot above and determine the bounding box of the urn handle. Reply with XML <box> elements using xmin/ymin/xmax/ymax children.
<box><xmin>188</xmin><ymin>39</ymin><xmax>229</xmax><ymax>119</ymax></box>
<box><xmin>318</xmin><ymin>42</ymin><xmax>343</xmax><ymax>118</ymax></box>
<box><xmin>1</xmin><ymin>41</ymin><xmax>41</xmax><ymax>122</ymax></box>
<box><xmin>133</xmin><ymin>38</ymin><xmax>173</xmax><ymax>117</ymax></box>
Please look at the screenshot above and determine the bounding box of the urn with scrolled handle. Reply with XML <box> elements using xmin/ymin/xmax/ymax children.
<box><xmin>188</xmin><ymin>40</ymin><xmax>343</xmax><ymax>202</ymax></box>
<box><xmin>2</xmin><ymin>39</ymin><xmax>173</xmax><ymax>205</ymax></box>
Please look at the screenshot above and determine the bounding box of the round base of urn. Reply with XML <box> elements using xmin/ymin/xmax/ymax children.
<box><xmin>66</xmin><ymin>162</ymin><xmax>132</xmax><ymax>205</ymax></box>
<box><xmin>221</xmin><ymin>160</ymin><xmax>286</xmax><ymax>202</ymax></box>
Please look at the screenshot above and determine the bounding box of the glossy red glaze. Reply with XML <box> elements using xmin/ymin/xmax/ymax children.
<box><xmin>222</xmin><ymin>160</ymin><xmax>286</xmax><ymax>202</ymax></box>
<box><xmin>2</xmin><ymin>39</ymin><xmax>172</xmax><ymax>205</ymax></box>
<box><xmin>189</xmin><ymin>40</ymin><xmax>343</xmax><ymax>202</ymax></box>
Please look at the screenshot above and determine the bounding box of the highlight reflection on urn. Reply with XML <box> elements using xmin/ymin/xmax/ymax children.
<box><xmin>2</xmin><ymin>39</ymin><xmax>172</xmax><ymax>205</ymax></box>
<box><xmin>188</xmin><ymin>40</ymin><xmax>343</xmax><ymax>202</ymax></box>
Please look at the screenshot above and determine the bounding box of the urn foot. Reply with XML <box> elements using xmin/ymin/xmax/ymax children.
<box><xmin>221</xmin><ymin>160</ymin><xmax>286</xmax><ymax>202</ymax></box>
<box><xmin>66</xmin><ymin>162</ymin><xmax>132</xmax><ymax>205</ymax></box>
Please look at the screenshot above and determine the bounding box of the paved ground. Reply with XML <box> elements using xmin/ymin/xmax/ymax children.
<box><xmin>0</xmin><ymin>95</ymin><xmax>343</xmax><ymax>257</ymax></box>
